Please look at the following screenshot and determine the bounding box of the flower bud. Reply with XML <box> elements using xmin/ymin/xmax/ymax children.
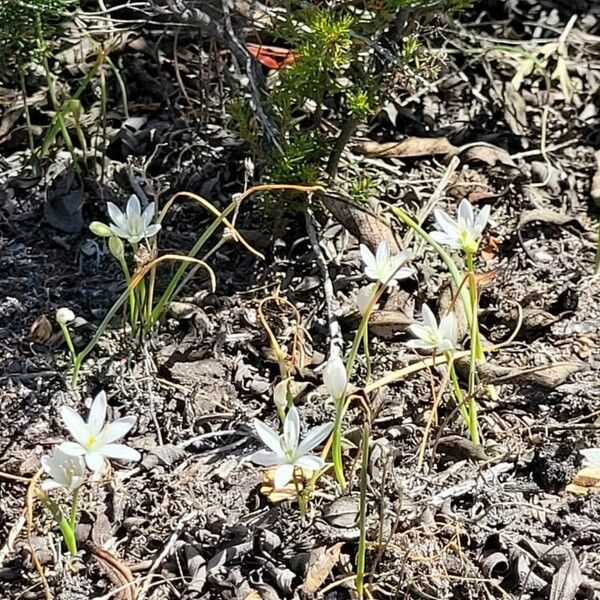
<box><xmin>56</xmin><ymin>307</ymin><xmax>75</xmax><ymax>325</ymax></box>
<box><xmin>273</xmin><ymin>379</ymin><xmax>289</xmax><ymax>415</ymax></box>
<box><xmin>323</xmin><ymin>356</ymin><xmax>347</xmax><ymax>401</ymax></box>
<box><xmin>108</xmin><ymin>236</ymin><xmax>125</xmax><ymax>260</ymax></box>
<box><xmin>89</xmin><ymin>221</ymin><xmax>112</xmax><ymax>237</ymax></box>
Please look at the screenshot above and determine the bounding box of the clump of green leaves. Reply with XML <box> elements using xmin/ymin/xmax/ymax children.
<box><xmin>232</xmin><ymin>0</ymin><xmax>471</xmax><ymax>209</ymax></box>
<box><xmin>0</xmin><ymin>0</ymin><xmax>75</xmax><ymax>74</ymax></box>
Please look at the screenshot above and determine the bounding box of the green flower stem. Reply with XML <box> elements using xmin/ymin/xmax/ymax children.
<box><xmin>331</xmin><ymin>285</ymin><xmax>381</xmax><ymax>488</ymax></box>
<box><xmin>362</xmin><ymin>327</ymin><xmax>371</xmax><ymax>383</ymax></box>
<box><xmin>356</xmin><ymin>421</ymin><xmax>370</xmax><ymax>599</ymax></box>
<box><xmin>390</xmin><ymin>206</ymin><xmax>473</xmax><ymax>324</ymax></box>
<box><xmin>59</xmin><ymin>323</ymin><xmax>77</xmax><ymax>363</ymax></box>
<box><xmin>69</xmin><ymin>487</ymin><xmax>80</xmax><ymax>530</ymax></box>
<box><xmin>41</xmin><ymin>496</ymin><xmax>77</xmax><ymax>556</ymax></box>
<box><xmin>465</xmin><ymin>252</ymin><xmax>481</xmax><ymax>445</ymax></box>
<box><xmin>117</xmin><ymin>255</ymin><xmax>137</xmax><ymax>334</ymax></box>
<box><xmin>445</xmin><ymin>352</ymin><xmax>471</xmax><ymax>432</ymax></box>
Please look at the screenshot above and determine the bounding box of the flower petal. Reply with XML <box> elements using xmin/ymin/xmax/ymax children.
<box><xmin>439</xmin><ymin>313</ymin><xmax>457</xmax><ymax>345</ymax></box>
<box><xmin>429</xmin><ymin>231</ymin><xmax>455</xmax><ymax>247</ymax></box>
<box><xmin>458</xmin><ymin>199</ymin><xmax>474</xmax><ymax>226</ymax></box>
<box><xmin>295</xmin><ymin>455</ymin><xmax>324</xmax><ymax>471</ymax></box>
<box><xmin>107</xmin><ymin>202</ymin><xmax>127</xmax><ymax>229</ymax></box>
<box><xmin>581</xmin><ymin>448</ymin><xmax>600</xmax><ymax>468</ymax></box>
<box><xmin>142</xmin><ymin>202</ymin><xmax>156</xmax><ymax>227</ymax></box>
<box><xmin>356</xmin><ymin>283</ymin><xmax>377</xmax><ymax>316</ymax></box>
<box><xmin>375</xmin><ymin>240</ymin><xmax>389</xmax><ymax>267</ymax></box>
<box><xmin>60</xmin><ymin>406</ymin><xmax>89</xmax><ymax>447</ymax></box>
<box><xmin>109</xmin><ymin>224</ymin><xmax>131</xmax><ymax>240</ymax></box>
<box><xmin>101</xmin><ymin>416</ymin><xmax>136</xmax><ymax>444</ymax></box>
<box><xmin>405</xmin><ymin>338</ymin><xmax>434</xmax><ymax>350</ymax></box>
<box><xmin>360</xmin><ymin>244</ymin><xmax>376</xmax><ymax>271</ymax></box>
<box><xmin>283</xmin><ymin>406</ymin><xmax>300</xmax><ymax>452</ymax></box>
<box><xmin>475</xmin><ymin>204</ymin><xmax>491</xmax><ymax>232</ymax></box>
<box><xmin>58</xmin><ymin>441</ymin><xmax>86</xmax><ymax>456</ymax></box>
<box><xmin>85</xmin><ymin>452</ymin><xmax>106</xmax><ymax>471</ymax></box>
<box><xmin>273</xmin><ymin>463</ymin><xmax>294</xmax><ymax>488</ymax></box>
<box><xmin>88</xmin><ymin>391</ymin><xmax>107</xmax><ymax>436</ymax></box>
<box><xmin>296</xmin><ymin>422</ymin><xmax>333</xmax><ymax>457</ymax></box>
<box><xmin>101</xmin><ymin>443</ymin><xmax>141</xmax><ymax>462</ymax></box>
<box><xmin>433</xmin><ymin>208</ymin><xmax>457</xmax><ymax>235</ymax></box>
<box><xmin>144</xmin><ymin>223</ymin><xmax>161</xmax><ymax>238</ymax></box>
<box><xmin>421</xmin><ymin>305</ymin><xmax>437</xmax><ymax>331</ymax></box>
<box><xmin>254</xmin><ymin>419</ymin><xmax>283</xmax><ymax>455</ymax></box>
<box><xmin>250</xmin><ymin>450</ymin><xmax>284</xmax><ymax>466</ymax></box>
<box><xmin>126</xmin><ymin>195</ymin><xmax>141</xmax><ymax>219</ymax></box>
<box><xmin>40</xmin><ymin>480</ymin><xmax>62</xmax><ymax>491</ymax></box>
<box><xmin>409</xmin><ymin>323</ymin><xmax>432</xmax><ymax>342</ymax></box>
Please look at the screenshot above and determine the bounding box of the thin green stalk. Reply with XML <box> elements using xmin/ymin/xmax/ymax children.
<box><xmin>362</xmin><ymin>327</ymin><xmax>371</xmax><ymax>383</ymax></box>
<box><xmin>390</xmin><ymin>206</ymin><xmax>473</xmax><ymax>323</ymax></box>
<box><xmin>465</xmin><ymin>252</ymin><xmax>480</xmax><ymax>445</ymax></box>
<box><xmin>59</xmin><ymin>323</ymin><xmax>77</xmax><ymax>363</ymax></box>
<box><xmin>356</xmin><ymin>421</ymin><xmax>370</xmax><ymax>599</ymax></box>
<box><xmin>117</xmin><ymin>255</ymin><xmax>137</xmax><ymax>334</ymax></box>
<box><xmin>69</xmin><ymin>487</ymin><xmax>80</xmax><ymax>529</ymax></box>
<box><xmin>41</xmin><ymin>496</ymin><xmax>77</xmax><ymax>555</ymax></box>
<box><xmin>331</xmin><ymin>286</ymin><xmax>381</xmax><ymax>487</ymax></box>
<box><xmin>445</xmin><ymin>353</ymin><xmax>470</xmax><ymax>431</ymax></box>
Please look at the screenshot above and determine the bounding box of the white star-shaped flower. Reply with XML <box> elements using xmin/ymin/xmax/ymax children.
<box><xmin>251</xmin><ymin>407</ymin><xmax>333</xmax><ymax>488</ymax></box>
<box><xmin>430</xmin><ymin>199</ymin><xmax>491</xmax><ymax>254</ymax></box>
<box><xmin>41</xmin><ymin>447</ymin><xmax>86</xmax><ymax>492</ymax></box>
<box><xmin>59</xmin><ymin>391</ymin><xmax>141</xmax><ymax>471</ymax></box>
<box><xmin>360</xmin><ymin>240</ymin><xmax>414</xmax><ymax>286</ymax></box>
<box><xmin>105</xmin><ymin>195</ymin><xmax>161</xmax><ymax>244</ymax></box>
<box><xmin>406</xmin><ymin>304</ymin><xmax>457</xmax><ymax>353</ymax></box>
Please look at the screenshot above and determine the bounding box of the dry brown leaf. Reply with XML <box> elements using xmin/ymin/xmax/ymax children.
<box><xmin>480</xmin><ymin>238</ymin><xmax>501</xmax><ymax>262</ymax></box>
<box><xmin>301</xmin><ymin>543</ymin><xmax>343</xmax><ymax>596</ymax></box>
<box><xmin>352</xmin><ymin>136</ymin><xmax>457</xmax><ymax>158</ymax></box>
<box><xmin>27</xmin><ymin>315</ymin><xmax>53</xmax><ymax>343</ymax></box>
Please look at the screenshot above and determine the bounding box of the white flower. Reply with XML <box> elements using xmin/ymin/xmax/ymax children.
<box><xmin>323</xmin><ymin>356</ymin><xmax>347</xmax><ymax>401</ymax></box>
<box><xmin>58</xmin><ymin>391</ymin><xmax>141</xmax><ymax>471</ymax></box>
<box><xmin>406</xmin><ymin>304</ymin><xmax>457</xmax><ymax>353</ymax></box>
<box><xmin>430</xmin><ymin>199</ymin><xmax>491</xmax><ymax>254</ymax></box>
<box><xmin>106</xmin><ymin>195</ymin><xmax>161</xmax><ymax>244</ymax></box>
<box><xmin>580</xmin><ymin>448</ymin><xmax>600</xmax><ymax>468</ymax></box>
<box><xmin>360</xmin><ymin>240</ymin><xmax>414</xmax><ymax>286</ymax></box>
<box><xmin>41</xmin><ymin>447</ymin><xmax>86</xmax><ymax>492</ymax></box>
<box><xmin>251</xmin><ymin>406</ymin><xmax>333</xmax><ymax>488</ymax></box>
<box><xmin>56</xmin><ymin>308</ymin><xmax>75</xmax><ymax>326</ymax></box>
<box><xmin>356</xmin><ymin>282</ymin><xmax>378</xmax><ymax>316</ymax></box>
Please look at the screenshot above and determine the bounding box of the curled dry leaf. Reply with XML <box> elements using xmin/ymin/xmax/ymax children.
<box><xmin>27</xmin><ymin>315</ymin><xmax>53</xmax><ymax>343</ymax></box>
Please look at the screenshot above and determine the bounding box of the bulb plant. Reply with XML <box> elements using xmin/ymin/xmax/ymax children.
<box><xmin>390</xmin><ymin>198</ymin><xmax>494</xmax><ymax>445</ymax></box>
<box><xmin>64</xmin><ymin>184</ymin><xmax>320</xmax><ymax>387</ymax></box>
<box><xmin>37</xmin><ymin>391</ymin><xmax>139</xmax><ymax>555</ymax></box>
